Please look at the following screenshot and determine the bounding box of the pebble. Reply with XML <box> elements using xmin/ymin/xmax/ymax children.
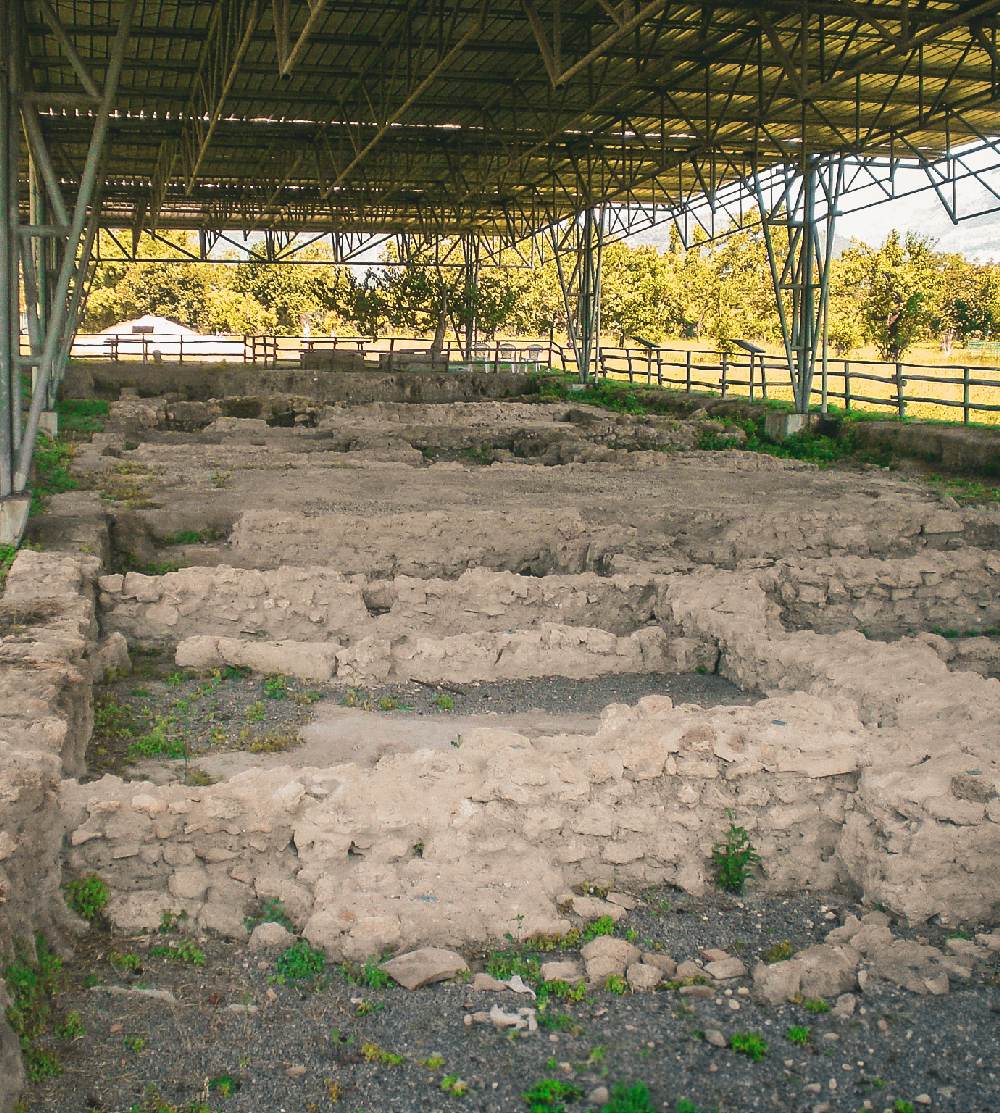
<box><xmin>705</xmin><ymin>1029</ymin><xmax>727</xmax><ymax>1048</ymax></box>
<box><xmin>678</xmin><ymin>984</ymin><xmax>714</xmax><ymax>998</ymax></box>
<box><xmin>285</xmin><ymin>1065</ymin><xmax>306</xmax><ymax>1078</ymax></box>
<box><xmin>914</xmin><ymin>1096</ymin><xmax>932</xmax><ymax>1106</ymax></box>
<box><xmin>587</xmin><ymin>1087</ymin><xmax>610</xmax><ymax>1105</ymax></box>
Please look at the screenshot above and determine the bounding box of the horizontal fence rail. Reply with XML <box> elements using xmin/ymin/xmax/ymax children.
<box><xmin>63</xmin><ymin>332</ymin><xmax>1000</xmax><ymax>424</ymax></box>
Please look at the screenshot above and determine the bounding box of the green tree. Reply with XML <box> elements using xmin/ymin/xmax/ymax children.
<box><xmin>837</xmin><ymin>230</ymin><xmax>940</xmax><ymax>360</ymax></box>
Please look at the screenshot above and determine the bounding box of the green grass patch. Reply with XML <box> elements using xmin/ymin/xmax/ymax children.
<box><xmin>56</xmin><ymin>398</ymin><xmax>109</xmax><ymax>435</ymax></box>
<box><xmin>31</xmin><ymin>433</ymin><xmax>77</xmax><ymax>515</ymax></box>
<box><xmin>3</xmin><ymin>935</ymin><xmax>65</xmax><ymax>1082</ymax></box>
<box><xmin>63</xmin><ymin>874</ymin><xmax>109</xmax><ymax>922</ymax></box>
<box><xmin>274</xmin><ymin>940</ymin><xmax>325</xmax><ymax>982</ymax></box>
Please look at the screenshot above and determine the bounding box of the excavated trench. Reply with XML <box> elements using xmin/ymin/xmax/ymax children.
<box><xmin>3</xmin><ymin>387</ymin><xmax>1000</xmax><ymax>1113</ymax></box>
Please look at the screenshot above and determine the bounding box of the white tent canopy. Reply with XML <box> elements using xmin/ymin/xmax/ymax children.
<box><xmin>99</xmin><ymin>314</ymin><xmax>205</xmax><ymax>338</ymax></box>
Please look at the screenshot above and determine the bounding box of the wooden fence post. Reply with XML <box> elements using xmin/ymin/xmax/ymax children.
<box><xmin>843</xmin><ymin>360</ymin><xmax>851</xmax><ymax>411</ymax></box>
<box><xmin>656</xmin><ymin>348</ymin><xmax>663</xmax><ymax>387</ymax></box>
<box><xmin>720</xmin><ymin>352</ymin><xmax>728</xmax><ymax>398</ymax></box>
<box><xmin>963</xmin><ymin>365</ymin><xmax>971</xmax><ymax>424</ymax></box>
<box><xmin>685</xmin><ymin>350</ymin><xmax>692</xmax><ymax>392</ymax></box>
<box><xmin>895</xmin><ymin>361</ymin><xmax>906</xmax><ymax>417</ymax></box>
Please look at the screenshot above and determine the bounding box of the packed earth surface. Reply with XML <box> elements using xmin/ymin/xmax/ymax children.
<box><xmin>1</xmin><ymin>371</ymin><xmax>999</xmax><ymax>1113</ymax></box>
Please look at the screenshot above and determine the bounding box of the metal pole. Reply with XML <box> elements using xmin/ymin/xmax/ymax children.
<box><xmin>15</xmin><ymin>0</ymin><xmax>136</xmax><ymax>490</ymax></box>
<box><xmin>0</xmin><ymin>0</ymin><xmax>15</xmax><ymax>496</ymax></box>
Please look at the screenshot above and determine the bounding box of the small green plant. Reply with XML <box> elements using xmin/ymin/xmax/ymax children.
<box><xmin>522</xmin><ymin>1078</ymin><xmax>583</xmax><ymax>1112</ymax></box>
<box><xmin>149</xmin><ymin>939</ymin><xmax>205</xmax><ymax>966</ymax></box>
<box><xmin>604</xmin><ymin>974</ymin><xmax>629</xmax><ymax>995</ymax></box>
<box><xmin>124</xmin><ymin>1034</ymin><xmax>147</xmax><ymax>1052</ymax></box>
<box><xmin>711</xmin><ymin>821</ymin><xmax>761</xmax><ymax>894</ymax></box>
<box><xmin>377</xmin><ymin>694</ymin><xmax>400</xmax><ymax>711</ymax></box>
<box><xmin>222</xmin><ymin>664</ymin><xmax>250</xmax><ymax>680</ymax></box>
<box><xmin>245</xmin><ymin>700</ymin><xmax>266</xmax><ymax>722</ymax></box>
<box><xmin>57</xmin><ymin>1011</ymin><xmax>84</xmax><ymax>1040</ymax></box>
<box><xmin>361</xmin><ymin>1041</ymin><xmax>405</xmax><ymax>1065</ymax></box>
<box><xmin>244</xmin><ymin>897</ymin><xmax>295</xmax><ymax>933</ymax></box>
<box><xmin>729</xmin><ymin>1032</ymin><xmax>768</xmax><ymax>1061</ymax></box>
<box><xmin>599</xmin><ymin>1083</ymin><xmax>655</xmax><ymax>1113</ymax></box>
<box><xmin>166</xmin><ymin>671</ymin><xmax>185</xmax><ymax>687</ymax></box>
<box><xmin>763</xmin><ymin>940</ymin><xmax>794</xmax><ymax>963</ymax></box>
<box><xmin>63</xmin><ymin>874</ymin><xmax>109</xmax><ymax>922</ymax></box>
<box><xmin>211</xmin><ymin>470</ymin><xmax>231</xmax><ymax>488</ymax></box>
<box><xmin>208</xmin><ymin>1074</ymin><xmax>239</xmax><ymax>1097</ymax></box>
<box><xmin>802</xmin><ymin>996</ymin><xmax>830</xmax><ymax>1014</ymax></box>
<box><xmin>158</xmin><ymin>909</ymin><xmax>188</xmax><ymax>934</ymax></box>
<box><xmin>582</xmin><ymin>915</ymin><xmax>616</xmax><ymax>941</ymax></box>
<box><xmin>3</xmin><ymin>934</ymin><xmax>65</xmax><ymax>1080</ymax></box>
<box><xmin>894</xmin><ymin>1103</ymin><xmax>916</xmax><ymax>1113</ymax></box>
<box><xmin>109</xmin><ymin>950</ymin><xmax>142</xmax><ymax>973</ymax></box>
<box><xmin>785</xmin><ymin>1025</ymin><xmax>811</xmax><ymax>1046</ymax></box>
<box><xmin>433</xmin><ymin>693</ymin><xmax>455</xmax><ymax>711</ymax></box>
<box><xmin>274</xmin><ymin>939</ymin><xmax>325</xmax><ymax>982</ymax></box>
<box><xmin>441</xmin><ymin>1075</ymin><xmax>468</xmax><ymax>1096</ymax></box>
<box><xmin>420</xmin><ymin>1054</ymin><xmax>446</xmax><ymax>1070</ymax></box>
<box><xmin>340</xmin><ymin>956</ymin><xmax>392</xmax><ymax>990</ymax></box>
<box><xmin>126</xmin><ymin>715</ymin><xmax>187</xmax><ymax>761</ymax></box>
<box><xmin>262</xmin><ymin>675</ymin><xmax>288</xmax><ymax>700</ymax></box>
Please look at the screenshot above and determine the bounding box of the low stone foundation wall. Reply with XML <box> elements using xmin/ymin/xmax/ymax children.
<box><xmin>67</xmin><ymin>564</ymin><xmax>1000</xmax><ymax>969</ymax></box>
<box><xmin>64</xmin><ymin>361</ymin><xmax>537</xmax><ymax>405</ymax></box>
<box><xmin>764</xmin><ymin>548</ymin><xmax>1000</xmax><ymax>637</ymax></box>
<box><xmin>0</xmin><ymin>517</ymin><xmax>113</xmax><ymax>1113</ymax></box>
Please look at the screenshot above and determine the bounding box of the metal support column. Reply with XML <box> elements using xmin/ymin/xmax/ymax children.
<box><xmin>13</xmin><ymin>0</ymin><xmax>136</xmax><ymax>493</ymax></box>
<box><xmin>549</xmin><ymin>204</ymin><xmax>605</xmax><ymax>384</ymax></box>
<box><xmin>461</xmin><ymin>233</ymin><xmax>480</xmax><ymax>360</ymax></box>
<box><xmin>1</xmin><ymin>0</ymin><xmax>19</xmax><ymax>500</ymax></box>
<box><xmin>754</xmin><ymin>156</ymin><xmax>844</xmax><ymax>414</ymax></box>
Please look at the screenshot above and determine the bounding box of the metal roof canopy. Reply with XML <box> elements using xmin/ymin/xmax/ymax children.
<box><xmin>13</xmin><ymin>0</ymin><xmax>1000</xmax><ymax>238</ymax></box>
<box><xmin>3</xmin><ymin>0</ymin><xmax>1000</xmax><ymax>539</ymax></box>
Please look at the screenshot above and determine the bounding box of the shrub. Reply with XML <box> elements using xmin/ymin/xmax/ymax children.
<box><xmin>275</xmin><ymin>939</ymin><xmax>325</xmax><ymax>981</ymax></box>
<box><xmin>729</xmin><ymin>1031</ymin><xmax>768</xmax><ymax>1061</ymax></box>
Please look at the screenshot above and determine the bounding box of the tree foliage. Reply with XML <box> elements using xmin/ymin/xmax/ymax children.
<box><xmin>80</xmin><ymin>227</ymin><xmax>999</xmax><ymax>358</ymax></box>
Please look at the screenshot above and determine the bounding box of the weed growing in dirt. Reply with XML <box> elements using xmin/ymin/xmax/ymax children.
<box><xmin>893</xmin><ymin>1102</ymin><xmax>916</xmax><ymax>1113</ymax></box>
<box><xmin>262</xmin><ymin>674</ymin><xmax>288</xmax><ymax>699</ymax></box>
<box><xmin>729</xmin><ymin>1032</ymin><xmax>768</xmax><ymax>1060</ymax></box>
<box><xmin>274</xmin><ymin>940</ymin><xmax>325</xmax><ymax>982</ymax></box>
<box><xmin>244</xmin><ymin>897</ymin><xmax>295</xmax><ymax>933</ymax></box>
<box><xmin>763</xmin><ymin>940</ymin><xmax>794</xmax><ymax>963</ymax></box>
<box><xmin>802</xmin><ymin>996</ymin><xmax>830</xmax><ymax>1014</ymax></box>
<box><xmin>149</xmin><ymin>939</ymin><xmax>206</xmax><ymax>966</ymax></box>
<box><xmin>675</xmin><ymin>1101</ymin><xmax>714</xmax><ymax>1113</ymax></box>
<box><xmin>56</xmin><ymin>398</ymin><xmax>109</xmax><ymax>435</ymax></box>
<box><xmin>164</xmin><ymin>528</ymin><xmax>221</xmax><ymax>545</ymax></box>
<box><xmin>522</xmin><ymin>1078</ymin><xmax>583</xmax><ymax>1111</ymax></box>
<box><xmin>123</xmin><ymin>1034</ymin><xmax>146</xmax><ymax>1052</ymax></box>
<box><xmin>125</xmin><ymin>715</ymin><xmax>187</xmax><ymax>760</ymax></box>
<box><xmin>158</xmin><ymin>910</ymin><xmax>189</xmax><ymax>934</ymax></box>
<box><xmin>785</xmin><ymin>1025</ymin><xmax>811</xmax><ymax>1045</ymax></box>
<box><xmin>599</xmin><ymin>1083</ymin><xmax>656</xmax><ymax>1112</ymax></box>
<box><xmin>3</xmin><ymin>934</ymin><xmax>64</xmax><ymax>1081</ymax></box>
<box><xmin>926</xmin><ymin>474</ymin><xmax>1000</xmax><ymax>505</ymax></box>
<box><xmin>441</xmin><ymin>1075</ymin><xmax>469</xmax><ymax>1096</ymax></box>
<box><xmin>340</xmin><ymin>956</ymin><xmax>392</xmax><ymax>990</ymax></box>
<box><xmin>207</xmin><ymin>1075</ymin><xmax>239</xmax><ymax>1097</ymax></box>
<box><xmin>246</xmin><ymin>730</ymin><xmax>299</xmax><ymax>753</ymax></box>
<box><xmin>420</xmin><ymin>1054</ymin><xmax>446</xmax><ymax>1069</ymax></box>
<box><xmin>109</xmin><ymin>951</ymin><xmax>142</xmax><ymax>973</ymax></box>
<box><xmin>63</xmin><ymin>874</ymin><xmax>109</xmax><ymax>922</ymax></box>
<box><xmin>31</xmin><ymin>434</ymin><xmax>78</xmax><ymax>515</ymax></box>
<box><xmin>56</xmin><ymin>1011</ymin><xmax>84</xmax><ymax>1041</ymax></box>
<box><xmin>0</xmin><ymin>544</ymin><xmax>18</xmax><ymax>590</ymax></box>
<box><xmin>711</xmin><ymin>821</ymin><xmax>761</xmax><ymax>894</ymax></box>
<box><xmin>245</xmin><ymin>700</ymin><xmax>266</xmax><ymax>722</ymax></box>
<box><xmin>361</xmin><ymin>1041</ymin><xmax>405</xmax><ymax>1065</ymax></box>
<box><xmin>211</xmin><ymin>470</ymin><xmax>231</xmax><ymax>488</ymax></box>
<box><xmin>128</xmin><ymin>1087</ymin><xmax>215</xmax><ymax>1113</ymax></box>
<box><xmin>582</xmin><ymin>915</ymin><xmax>617</xmax><ymax>941</ymax></box>
<box><xmin>604</xmin><ymin>974</ymin><xmax>629</xmax><ymax>994</ymax></box>
<box><xmin>434</xmin><ymin>692</ymin><xmax>456</xmax><ymax>711</ymax></box>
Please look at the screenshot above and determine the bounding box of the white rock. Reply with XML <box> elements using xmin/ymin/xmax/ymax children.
<box><xmin>249</xmin><ymin>922</ymin><xmax>294</xmax><ymax>952</ymax></box>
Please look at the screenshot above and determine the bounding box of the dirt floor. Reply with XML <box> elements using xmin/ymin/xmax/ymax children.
<box><xmin>9</xmin><ymin>386</ymin><xmax>1000</xmax><ymax>1113</ymax></box>
<box><xmin>24</xmin><ymin>890</ymin><xmax>1000</xmax><ymax>1113</ymax></box>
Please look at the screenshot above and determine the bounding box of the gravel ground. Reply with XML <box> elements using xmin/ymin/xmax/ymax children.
<box><xmin>24</xmin><ymin>891</ymin><xmax>1000</xmax><ymax>1113</ymax></box>
<box><xmin>89</xmin><ymin>667</ymin><xmax>752</xmax><ymax>782</ymax></box>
